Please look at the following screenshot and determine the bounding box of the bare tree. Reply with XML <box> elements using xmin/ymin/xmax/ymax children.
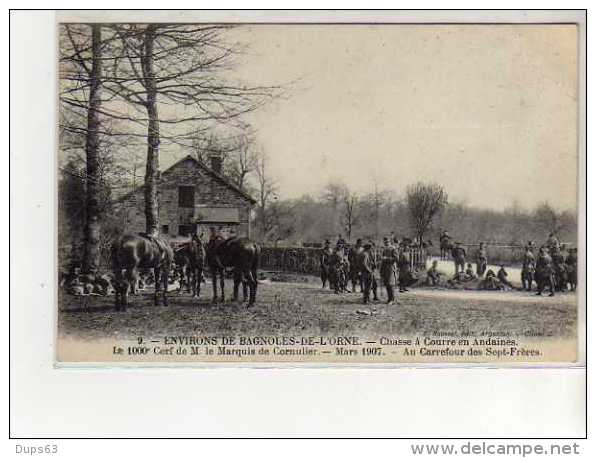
<box><xmin>108</xmin><ymin>24</ymin><xmax>278</xmax><ymax>234</ymax></box>
<box><xmin>342</xmin><ymin>191</ymin><xmax>360</xmax><ymax>241</ymax></box>
<box><xmin>406</xmin><ymin>182</ymin><xmax>448</xmax><ymax>243</ymax></box>
<box><xmin>192</xmin><ymin>131</ymin><xmax>257</xmax><ymax>190</ymax></box>
<box><xmin>363</xmin><ymin>181</ymin><xmax>389</xmax><ymax>240</ymax></box>
<box><xmin>254</xmin><ymin>150</ymin><xmax>278</xmax><ymax>240</ymax></box>
<box><xmin>60</xmin><ymin>24</ymin><xmax>279</xmax><ymax>236</ymax></box>
<box><xmin>228</xmin><ymin>136</ymin><xmax>258</xmax><ymax>190</ymax></box>
<box><xmin>533</xmin><ymin>202</ymin><xmax>571</xmax><ymax>238</ymax></box>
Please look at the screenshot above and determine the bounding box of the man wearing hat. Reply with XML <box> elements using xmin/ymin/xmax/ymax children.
<box><xmin>358</xmin><ymin>241</ymin><xmax>379</xmax><ymax>304</ymax></box>
<box><xmin>379</xmin><ymin>237</ymin><xmax>399</xmax><ymax>304</ymax></box>
<box><xmin>521</xmin><ymin>245</ymin><xmax>536</xmax><ymax>291</ymax></box>
<box><xmin>348</xmin><ymin>238</ymin><xmax>364</xmax><ymax>293</ymax></box>
<box><xmin>535</xmin><ymin>246</ymin><xmax>555</xmax><ymax>297</ymax></box>
<box><xmin>319</xmin><ymin>240</ymin><xmax>333</xmax><ymax>289</ymax></box>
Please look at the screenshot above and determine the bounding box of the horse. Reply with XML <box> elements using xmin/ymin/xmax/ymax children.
<box><xmin>205</xmin><ymin>235</ymin><xmax>260</xmax><ymax>305</ymax></box>
<box><xmin>173</xmin><ymin>235</ymin><xmax>206</xmax><ymax>298</ymax></box>
<box><xmin>111</xmin><ymin>233</ymin><xmax>174</xmax><ymax>311</ymax></box>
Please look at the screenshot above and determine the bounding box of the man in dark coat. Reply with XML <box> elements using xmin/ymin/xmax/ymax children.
<box><xmin>379</xmin><ymin>237</ymin><xmax>398</xmax><ymax>304</ymax></box>
<box><xmin>348</xmin><ymin>238</ymin><xmax>364</xmax><ymax>293</ymax></box>
<box><xmin>535</xmin><ymin>247</ymin><xmax>555</xmax><ymax>297</ymax></box>
<box><xmin>551</xmin><ymin>246</ymin><xmax>567</xmax><ymax>292</ymax></box>
<box><xmin>319</xmin><ymin>240</ymin><xmax>333</xmax><ymax>289</ymax></box>
<box><xmin>521</xmin><ymin>247</ymin><xmax>536</xmax><ymax>291</ymax></box>
<box><xmin>397</xmin><ymin>249</ymin><xmax>412</xmax><ymax>293</ymax></box>
<box><xmin>358</xmin><ymin>242</ymin><xmax>378</xmax><ymax>304</ymax></box>
<box><xmin>451</xmin><ymin>242</ymin><xmax>466</xmax><ymax>274</ymax></box>
<box><xmin>565</xmin><ymin>247</ymin><xmax>578</xmax><ymax>291</ymax></box>
<box><xmin>329</xmin><ymin>246</ymin><xmax>345</xmax><ymax>294</ymax></box>
<box><xmin>475</xmin><ymin>242</ymin><xmax>488</xmax><ymax>277</ymax></box>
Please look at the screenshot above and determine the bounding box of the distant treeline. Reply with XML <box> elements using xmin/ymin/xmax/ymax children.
<box><xmin>257</xmin><ymin>188</ymin><xmax>577</xmax><ymax>249</ymax></box>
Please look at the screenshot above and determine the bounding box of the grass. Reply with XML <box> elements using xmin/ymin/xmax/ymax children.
<box><xmin>58</xmin><ymin>278</ymin><xmax>577</xmax><ymax>341</ymax></box>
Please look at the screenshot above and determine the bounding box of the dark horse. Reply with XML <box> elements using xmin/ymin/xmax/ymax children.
<box><xmin>205</xmin><ymin>236</ymin><xmax>260</xmax><ymax>305</ymax></box>
<box><xmin>111</xmin><ymin>233</ymin><xmax>174</xmax><ymax>311</ymax></box>
<box><xmin>173</xmin><ymin>234</ymin><xmax>206</xmax><ymax>299</ymax></box>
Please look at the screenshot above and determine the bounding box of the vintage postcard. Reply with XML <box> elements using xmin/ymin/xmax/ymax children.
<box><xmin>56</xmin><ymin>13</ymin><xmax>584</xmax><ymax>365</ymax></box>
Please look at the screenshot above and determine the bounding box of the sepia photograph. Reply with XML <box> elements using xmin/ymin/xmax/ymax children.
<box><xmin>55</xmin><ymin>17</ymin><xmax>582</xmax><ymax>364</ymax></box>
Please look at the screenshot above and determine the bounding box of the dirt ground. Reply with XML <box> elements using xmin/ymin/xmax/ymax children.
<box><xmin>58</xmin><ymin>277</ymin><xmax>577</xmax><ymax>341</ymax></box>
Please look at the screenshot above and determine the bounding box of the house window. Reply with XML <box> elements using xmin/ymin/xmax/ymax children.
<box><xmin>161</xmin><ymin>225</ymin><xmax>169</xmax><ymax>234</ymax></box>
<box><xmin>178</xmin><ymin>186</ymin><xmax>195</xmax><ymax>208</ymax></box>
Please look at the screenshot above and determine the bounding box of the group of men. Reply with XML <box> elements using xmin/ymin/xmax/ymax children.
<box><xmin>319</xmin><ymin>235</ymin><xmax>415</xmax><ymax>305</ymax></box>
<box><xmin>521</xmin><ymin>234</ymin><xmax>578</xmax><ymax>296</ymax></box>
<box><xmin>321</xmin><ymin>231</ymin><xmax>578</xmax><ymax>302</ymax></box>
<box><xmin>438</xmin><ymin>231</ymin><xmax>577</xmax><ymax>296</ymax></box>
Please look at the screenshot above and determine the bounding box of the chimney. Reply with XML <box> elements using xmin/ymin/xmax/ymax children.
<box><xmin>209</xmin><ymin>154</ymin><xmax>223</xmax><ymax>174</ymax></box>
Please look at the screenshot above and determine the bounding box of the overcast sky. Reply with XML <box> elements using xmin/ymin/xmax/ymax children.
<box><xmin>221</xmin><ymin>24</ymin><xmax>577</xmax><ymax>212</ymax></box>
<box><xmin>149</xmin><ymin>24</ymin><xmax>578</xmax><ymax>211</ymax></box>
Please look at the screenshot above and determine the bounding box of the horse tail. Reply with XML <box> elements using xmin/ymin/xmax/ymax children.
<box><xmin>252</xmin><ymin>243</ymin><xmax>261</xmax><ymax>272</ymax></box>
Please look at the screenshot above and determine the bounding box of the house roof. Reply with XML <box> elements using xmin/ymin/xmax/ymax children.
<box><xmin>116</xmin><ymin>154</ymin><xmax>257</xmax><ymax>205</ymax></box>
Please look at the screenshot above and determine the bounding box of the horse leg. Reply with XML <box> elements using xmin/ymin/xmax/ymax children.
<box><xmin>219</xmin><ymin>271</ymin><xmax>225</xmax><ymax>302</ymax></box>
<box><xmin>154</xmin><ymin>267</ymin><xmax>160</xmax><ymax>306</ymax></box>
<box><xmin>120</xmin><ymin>269</ymin><xmax>130</xmax><ymax>311</ymax></box>
<box><xmin>232</xmin><ymin>268</ymin><xmax>241</xmax><ymax>302</ymax></box>
<box><xmin>248</xmin><ymin>268</ymin><xmax>258</xmax><ymax>306</ymax></box>
<box><xmin>128</xmin><ymin>267</ymin><xmax>139</xmax><ymax>296</ymax></box>
<box><xmin>195</xmin><ymin>267</ymin><xmax>202</xmax><ymax>300</ymax></box>
<box><xmin>185</xmin><ymin>265</ymin><xmax>191</xmax><ymax>293</ymax></box>
<box><xmin>192</xmin><ymin>267</ymin><xmax>199</xmax><ymax>299</ymax></box>
<box><xmin>211</xmin><ymin>269</ymin><xmax>218</xmax><ymax>303</ymax></box>
<box><xmin>122</xmin><ymin>279</ymin><xmax>130</xmax><ymax>311</ymax></box>
<box><xmin>162</xmin><ymin>266</ymin><xmax>169</xmax><ymax>307</ymax></box>
<box><xmin>243</xmin><ymin>276</ymin><xmax>249</xmax><ymax>303</ymax></box>
<box><xmin>114</xmin><ymin>269</ymin><xmax>123</xmax><ymax>311</ymax></box>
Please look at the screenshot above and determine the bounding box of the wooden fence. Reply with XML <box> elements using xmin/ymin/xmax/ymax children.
<box><xmin>259</xmin><ymin>245</ymin><xmax>428</xmax><ymax>275</ymax></box>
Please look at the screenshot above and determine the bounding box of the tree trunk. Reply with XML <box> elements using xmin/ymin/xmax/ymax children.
<box><xmin>82</xmin><ymin>24</ymin><xmax>103</xmax><ymax>274</ymax></box>
<box><xmin>141</xmin><ymin>25</ymin><xmax>160</xmax><ymax>236</ymax></box>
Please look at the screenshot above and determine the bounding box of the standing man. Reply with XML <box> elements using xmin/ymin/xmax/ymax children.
<box><xmin>348</xmin><ymin>238</ymin><xmax>364</xmax><ymax>293</ymax></box>
<box><xmin>329</xmin><ymin>245</ymin><xmax>344</xmax><ymax>294</ymax></box>
<box><xmin>551</xmin><ymin>246</ymin><xmax>567</xmax><ymax>292</ymax></box>
<box><xmin>451</xmin><ymin>242</ymin><xmax>467</xmax><ymax>275</ymax></box>
<box><xmin>319</xmin><ymin>240</ymin><xmax>333</xmax><ymax>289</ymax></box>
<box><xmin>379</xmin><ymin>237</ymin><xmax>399</xmax><ymax>304</ymax></box>
<box><xmin>475</xmin><ymin>242</ymin><xmax>488</xmax><ymax>277</ymax></box>
<box><xmin>565</xmin><ymin>247</ymin><xmax>578</xmax><ymax>291</ymax></box>
<box><xmin>521</xmin><ymin>246</ymin><xmax>536</xmax><ymax>291</ymax></box>
<box><xmin>369</xmin><ymin>241</ymin><xmax>379</xmax><ymax>302</ymax></box>
<box><xmin>397</xmin><ymin>248</ymin><xmax>412</xmax><ymax>293</ymax></box>
<box><xmin>536</xmin><ymin>247</ymin><xmax>555</xmax><ymax>297</ymax></box>
<box><xmin>358</xmin><ymin>241</ymin><xmax>378</xmax><ymax>304</ymax></box>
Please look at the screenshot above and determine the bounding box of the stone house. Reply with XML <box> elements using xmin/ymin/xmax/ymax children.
<box><xmin>115</xmin><ymin>155</ymin><xmax>256</xmax><ymax>241</ymax></box>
